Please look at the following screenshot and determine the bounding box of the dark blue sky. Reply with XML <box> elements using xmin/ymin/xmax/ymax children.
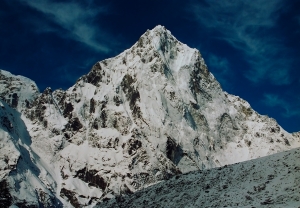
<box><xmin>0</xmin><ymin>0</ymin><xmax>299</xmax><ymax>132</ymax></box>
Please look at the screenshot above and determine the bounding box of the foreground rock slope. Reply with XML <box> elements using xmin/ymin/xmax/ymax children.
<box><xmin>98</xmin><ymin>147</ymin><xmax>300</xmax><ymax>208</ymax></box>
<box><xmin>0</xmin><ymin>25</ymin><xmax>299</xmax><ymax>207</ymax></box>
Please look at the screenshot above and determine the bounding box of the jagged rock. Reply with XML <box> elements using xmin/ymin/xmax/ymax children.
<box><xmin>0</xmin><ymin>180</ymin><xmax>12</xmax><ymax>207</ymax></box>
<box><xmin>60</xmin><ymin>188</ymin><xmax>81</xmax><ymax>208</ymax></box>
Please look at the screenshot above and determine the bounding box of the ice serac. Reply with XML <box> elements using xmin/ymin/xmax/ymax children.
<box><xmin>1</xmin><ymin>26</ymin><xmax>300</xmax><ymax>207</ymax></box>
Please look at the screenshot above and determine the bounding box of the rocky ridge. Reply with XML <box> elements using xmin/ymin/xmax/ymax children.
<box><xmin>0</xmin><ymin>26</ymin><xmax>299</xmax><ymax>207</ymax></box>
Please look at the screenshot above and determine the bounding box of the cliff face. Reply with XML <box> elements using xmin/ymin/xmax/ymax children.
<box><xmin>0</xmin><ymin>26</ymin><xmax>299</xmax><ymax>207</ymax></box>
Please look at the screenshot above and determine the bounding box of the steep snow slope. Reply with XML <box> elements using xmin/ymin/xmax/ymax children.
<box><xmin>98</xmin><ymin>147</ymin><xmax>300</xmax><ymax>208</ymax></box>
<box><xmin>0</xmin><ymin>26</ymin><xmax>300</xmax><ymax>207</ymax></box>
<box><xmin>0</xmin><ymin>78</ymin><xmax>61</xmax><ymax>207</ymax></box>
<box><xmin>0</xmin><ymin>101</ymin><xmax>61</xmax><ymax>207</ymax></box>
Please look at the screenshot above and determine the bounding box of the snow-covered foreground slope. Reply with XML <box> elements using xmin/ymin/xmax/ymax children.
<box><xmin>0</xmin><ymin>26</ymin><xmax>300</xmax><ymax>207</ymax></box>
<box><xmin>98</xmin><ymin>147</ymin><xmax>300</xmax><ymax>208</ymax></box>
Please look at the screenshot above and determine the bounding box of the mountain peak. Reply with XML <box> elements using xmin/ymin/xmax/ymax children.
<box><xmin>137</xmin><ymin>25</ymin><xmax>178</xmax><ymax>49</ymax></box>
<box><xmin>1</xmin><ymin>27</ymin><xmax>300</xmax><ymax>207</ymax></box>
<box><xmin>150</xmin><ymin>25</ymin><xmax>170</xmax><ymax>34</ymax></box>
<box><xmin>124</xmin><ymin>25</ymin><xmax>207</xmax><ymax>83</ymax></box>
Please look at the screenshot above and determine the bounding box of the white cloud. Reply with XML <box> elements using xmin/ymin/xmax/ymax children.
<box><xmin>22</xmin><ymin>0</ymin><xmax>111</xmax><ymax>53</ymax></box>
<box><xmin>263</xmin><ymin>93</ymin><xmax>300</xmax><ymax>117</ymax></box>
<box><xmin>190</xmin><ymin>0</ymin><xmax>292</xmax><ymax>85</ymax></box>
<box><xmin>263</xmin><ymin>94</ymin><xmax>284</xmax><ymax>107</ymax></box>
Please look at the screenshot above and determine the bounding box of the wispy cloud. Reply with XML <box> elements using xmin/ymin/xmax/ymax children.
<box><xmin>207</xmin><ymin>54</ymin><xmax>233</xmax><ymax>90</ymax></box>
<box><xmin>262</xmin><ymin>93</ymin><xmax>300</xmax><ymax>117</ymax></box>
<box><xmin>21</xmin><ymin>0</ymin><xmax>111</xmax><ymax>53</ymax></box>
<box><xmin>189</xmin><ymin>0</ymin><xmax>292</xmax><ymax>85</ymax></box>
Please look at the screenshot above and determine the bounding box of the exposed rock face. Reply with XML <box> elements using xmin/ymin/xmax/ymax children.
<box><xmin>0</xmin><ymin>26</ymin><xmax>299</xmax><ymax>207</ymax></box>
<box><xmin>0</xmin><ymin>180</ymin><xmax>12</xmax><ymax>207</ymax></box>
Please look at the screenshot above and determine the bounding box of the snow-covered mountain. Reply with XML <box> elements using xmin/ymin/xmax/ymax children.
<box><xmin>0</xmin><ymin>25</ymin><xmax>299</xmax><ymax>207</ymax></box>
